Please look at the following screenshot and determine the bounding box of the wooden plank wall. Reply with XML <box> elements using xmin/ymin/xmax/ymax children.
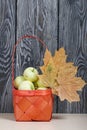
<box><xmin>0</xmin><ymin>0</ymin><xmax>15</xmax><ymax>112</ymax></box>
<box><xmin>58</xmin><ymin>0</ymin><xmax>87</xmax><ymax>113</ymax></box>
<box><xmin>0</xmin><ymin>0</ymin><xmax>87</xmax><ymax>113</ymax></box>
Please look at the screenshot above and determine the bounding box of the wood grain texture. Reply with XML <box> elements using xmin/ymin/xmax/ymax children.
<box><xmin>59</xmin><ymin>0</ymin><xmax>87</xmax><ymax>113</ymax></box>
<box><xmin>0</xmin><ymin>0</ymin><xmax>15</xmax><ymax>112</ymax></box>
<box><xmin>16</xmin><ymin>0</ymin><xmax>58</xmax><ymax>112</ymax></box>
<box><xmin>0</xmin><ymin>0</ymin><xmax>87</xmax><ymax>113</ymax></box>
<box><xmin>17</xmin><ymin>0</ymin><xmax>58</xmax><ymax>53</ymax></box>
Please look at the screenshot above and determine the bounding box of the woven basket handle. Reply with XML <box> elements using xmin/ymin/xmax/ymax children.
<box><xmin>12</xmin><ymin>35</ymin><xmax>47</xmax><ymax>87</ymax></box>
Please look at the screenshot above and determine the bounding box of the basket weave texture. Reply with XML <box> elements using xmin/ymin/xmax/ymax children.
<box><xmin>12</xmin><ymin>35</ymin><xmax>53</xmax><ymax>121</ymax></box>
<box><xmin>13</xmin><ymin>89</ymin><xmax>53</xmax><ymax>121</ymax></box>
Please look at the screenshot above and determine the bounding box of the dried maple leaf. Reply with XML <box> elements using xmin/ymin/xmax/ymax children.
<box><xmin>53</xmin><ymin>48</ymin><xmax>67</xmax><ymax>68</ymax></box>
<box><xmin>39</xmin><ymin>49</ymin><xmax>57</xmax><ymax>88</ymax></box>
<box><xmin>40</xmin><ymin>49</ymin><xmax>55</xmax><ymax>74</ymax></box>
<box><xmin>39</xmin><ymin>48</ymin><xmax>86</xmax><ymax>102</ymax></box>
<box><xmin>52</xmin><ymin>63</ymin><xmax>86</xmax><ymax>102</ymax></box>
<box><xmin>42</xmin><ymin>49</ymin><xmax>52</xmax><ymax>67</ymax></box>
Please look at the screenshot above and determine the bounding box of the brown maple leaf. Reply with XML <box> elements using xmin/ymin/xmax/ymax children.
<box><xmin>38</xmin><ymin>48</ymin><xmax>86</xmax><ymax>102</ymax></box>
<box><xmin>40</xmin><ymin>49</ymin><xmax>52</xmax><ymax>73</ymax></box>
<box><xmin>39</xmin><ymin>49</ymin><xmax>57</xmax><ymax>88</ymax></box>
<box><xmin>52</xmin><ymin>63</ymin><xmax>86</xmax><ymax>102</ymax></box>
<box><xmin>53</xmin><ymin>48</ymin><xmax>67</xmax><ymax>68</ymax></box>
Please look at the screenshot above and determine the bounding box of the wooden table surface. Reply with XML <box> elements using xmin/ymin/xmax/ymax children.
<box><xmin>0</xmin><ymin>113</ymin><xmax>87</xmax><ymax>130</ymax></box>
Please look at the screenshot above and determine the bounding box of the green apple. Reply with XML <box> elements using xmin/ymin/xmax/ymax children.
<box><xmin>36</xmin><ymin>79</ymin><xmax>45</xmax><ymax>88</ymax></box>
<box><xmin>14</xmin><ymin>76</ymin><xmax>25</xmax><ymax>89</ymax></box>
<box><xmin>23</xmin><ymin>67</ymin><xmax>38</xmax><ymax>82</ymax></box>
<box><xmin>37</xmin><ymin>87</ymin><xmax>47</xmax><ymax>90</ymax></box>
<box><xmin>18</xmin><ymin>81</ymin><xmax>35</xmax><ymax>90</ymax></box>
<box><xmin>33</xmin><ymin>81</ymin><xmax>38</xmax><ymax>90</ymax></box>
<box><xmin>34</xmin><ymin>79</ymin><xmax>48</xmax><ymax>90</ymax></box>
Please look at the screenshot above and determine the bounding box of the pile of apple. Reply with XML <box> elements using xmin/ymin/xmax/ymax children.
<box><xmin>14</xmin><ymin>67</ymin><xmax>47</xmax><ymax>90</ymax></box>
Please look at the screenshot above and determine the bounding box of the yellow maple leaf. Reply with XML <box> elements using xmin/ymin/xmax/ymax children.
<box><xmin>39</xmin><ymin>49</ymin><xmax>57</xmax><ymax>88</ymax></box>
<box><xmin>43</xmin><ymin>48</ymin><xmax>52</xmax><ymax>66</ymax></box>
<box><xmin>39</xmin><ymin>48</ymin><xmax>86</xmax><ymax>102</ymax></box>
<box><xmin>40</xmin><ymin>49</ymin><xmax>52</xmax><ymax>73</ymax></box>
<box><xmin>53</xmin><ymin>48</ymin><xmax>67</xmax><ymax>68</ymax></box>
<box><xmin>52</xmin><ymin>63</ymin><xmax>85</xmax><ymax>102</ymax></box>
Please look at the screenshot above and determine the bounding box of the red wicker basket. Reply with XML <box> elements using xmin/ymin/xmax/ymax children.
<box><xmin>12</xmin><ymin>35</ymin><xmax>53</xmax><ymax>121</ymax></box>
